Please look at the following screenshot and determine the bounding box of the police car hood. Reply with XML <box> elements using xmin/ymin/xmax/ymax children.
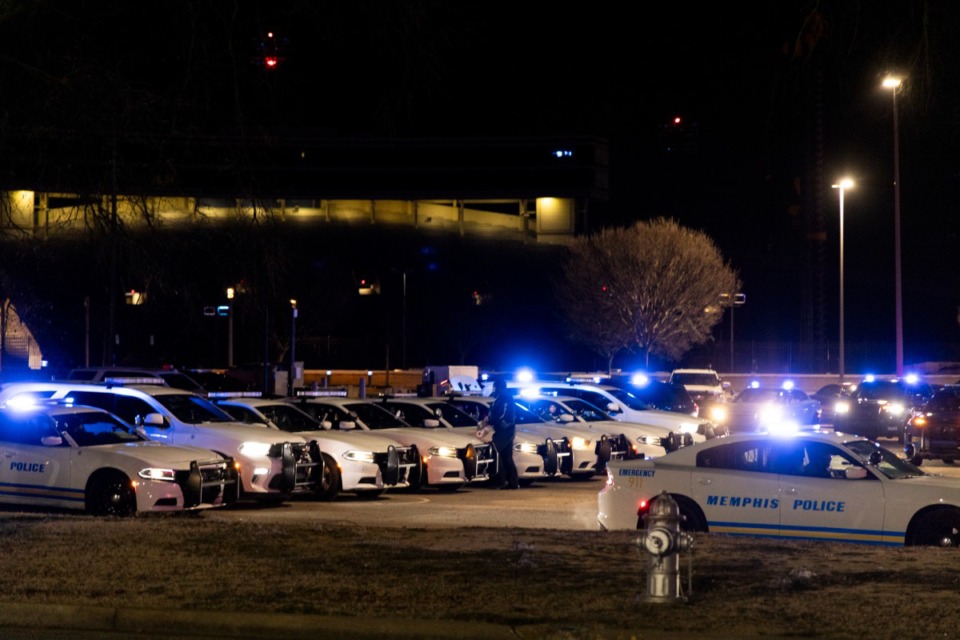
<box><xmin>182</xmin><ymin>421</ymin><xmax>308</xmax><ymax>444</ymax></box>
<box><xmin>516</xmin><ymin>421</ymin><xmax>601</xmax><ymax>443</ymax></box>
<box><xmin>621</xmin><ymin>409</ymin><xmax>705</xmax><ymax>432</ymax></box>
<box><xmin>371</xmin><ymin>427</ymin><xmax>479</xmax><ymax>448</ymax></box>
<box><xmin>95</xmin><ymin>441</ymin><xmax>222</xmax><ymax>465</ymax></box>
<box><xmin>583</xmin><ymin>418</ymin><xmax>672</xmax><ymax>438</ymax></box>
<box><xmin>290</xmin><ymin>429</ymin><xmax>403</xmax><ymax>453</ymax></box>
<box><xmin>890</xmin><ymin>472</ymin><xmax>960</xmax><ymax>496</ymax></box>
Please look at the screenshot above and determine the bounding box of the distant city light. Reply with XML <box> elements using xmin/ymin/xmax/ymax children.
<box><xmin>552</xmin><ymin>150</ymin><xmax>573</xmax><ymax>158</ymax></box>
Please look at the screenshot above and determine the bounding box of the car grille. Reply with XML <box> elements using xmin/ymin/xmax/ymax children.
<box><xmin>374</xmin><ymin>444</ymin><xmax>420</xmax><ymax>487</ymax></box>
<box><xmin>268</xmin><ymin>441</ymin><xmax>321</xmax><ymax>493</ymax></box>
<box><xmin>175</xmin><ymin>458</ymin><xmax>239</xmax><ymax>508</ymax></box>
<box><xmin>458</xmin><ymin>442</ymin><xmax>497</xmax><ymax>480</ymax></box>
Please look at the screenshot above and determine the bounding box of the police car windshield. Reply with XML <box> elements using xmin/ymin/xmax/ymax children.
<box><xmin>343</xmin><ymin>402</ymin><xmax>408</xmax><ymax>429</ymax></box>
<box><xmin>154</xmin><ymin>394</ymin><xmax>234</xmax><ymax>424</ymax></box>
<box><xmin>57</xmin><ymin>411</ymin><xmax>146</xmax><ymax>446</ymax></box>
<box><xmin>424</xmin><ymin>403</ymin><xmax>478</xmax><ymax>427</ymax></box>
<box><xmin>257</xmin><ymin>404</ymin><xmax>320</xmax><ymax>432</ymax></box>
<box><xmin>513</xmin><ymin>403</ymin><xmax>552</xmax><ymax>425</ymax></box>
<box><xmin>845</xmin><ymin>440</ymin><xmax>924</xmax><ymax>479</ymax></box>
<box><xmin>561</xmin><ymin>398</ymin><xmax>610</xmax><ymax>421</ymax></box>
<box><xmin>603</xmin><ymin>388</ymin><xmax>653</xmax><ymax>411</ymax></box>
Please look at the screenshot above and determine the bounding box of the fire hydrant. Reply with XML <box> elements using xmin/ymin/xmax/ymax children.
<box><xmin>637</xmin><ymin>491</ymin><xmax>693</xmax><ymax>603</ymax></box>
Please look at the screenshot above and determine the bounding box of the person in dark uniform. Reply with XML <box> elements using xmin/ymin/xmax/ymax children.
<box><xmin>489</xmin><ymin>378</ymin><xmax>519</xmax><ymax>489</ymax></box>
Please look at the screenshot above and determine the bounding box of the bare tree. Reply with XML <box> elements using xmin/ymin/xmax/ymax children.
<box><xmin>556</xmin><ymin>218</ymin><xmax>740</xmax><ymax>370</ymax></box>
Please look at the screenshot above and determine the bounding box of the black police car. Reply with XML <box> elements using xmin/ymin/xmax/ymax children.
<box><xmin>834</xmin><ymin>377</ymin><xmax>934</xmax><ymax>441</ymax></box>
<box><xmin>904</xmin><ymin>385</ymin><xmax>960</xmax><ymax>466</ymax></box>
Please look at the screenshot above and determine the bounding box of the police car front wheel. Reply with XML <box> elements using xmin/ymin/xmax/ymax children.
<box><xmin>910</xmin><ymin>509</ymin><xmax>960</xmax><ymax>547</ymax></box>
<box><xmin>86</xmin><ymin>471</ymin><xmax>137</xmax><ymax>517</ymax></box>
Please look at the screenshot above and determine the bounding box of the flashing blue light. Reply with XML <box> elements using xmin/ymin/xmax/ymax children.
<box><xmin>904</xmin><ymin>373</ymin><xmax>919</xmax><ymax>385</ymax></box>
<box><xmin>5</xmin><ymin>394</ymin><xmax>36</xmax><ymax>411</ymax></box>
<box><xmin>782</xmin><ymin>380</ymin><xmax>795</xmax><ymax>390</ymax></box>
<box><xmin>863</xmin><ymin>374</ymin><xmax>876</xmax><ymax>383</ymax></box>
<box><xmin>517</xmin><ymin>387</ymin><xmax>540</xmax><ymax>399</ymax></box>
<box><xmin>631</xmin><ymin>373</ymin><xmax>650</xmax><ymax>387</ymax></box>
<box><xmin>750</xmin><ymin>380</ymin><xmax>760</xmax><ymax>389</ymax></box>
<box><xmin>515</xmin><ymin>368</ymin><xmax>535</xmax><ymax>383</ymax></box>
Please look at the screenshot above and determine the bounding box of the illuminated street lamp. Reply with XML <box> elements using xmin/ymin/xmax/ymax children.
<box><xmin>882</xmin><ymin>75</ymin><xmax>904</xmax><ymax>376</ymax></box>
<box><xmin>832</xmin><ymin>178</ymin><xmax>853</xmax><ymax>381</ymax></box>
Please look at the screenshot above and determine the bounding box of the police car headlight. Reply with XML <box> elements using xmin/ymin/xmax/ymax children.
<box><xmin>238</xmin><ymin>441</ymin><xmax>272</xmax><ymax>458</ymax></box>
<box><xmin>570</xmin><ymin>436</ymin><xmax>591</xmax><ymax>450</ymax></box>
<box><xmin>637</xmin><ymin>435</ymin><xmax>661</xmax><ymax>446</ymax></box>
<box><xmin>678</xmin><ymin>422</ymin><xmax>698</xmax><ymax>434</ymax></box>
<box><xmin>514</xmin><ymin>442</ymin><xmax>538</xmax><ymax>454</ymax></box>
<box><xmin>834</xmin><ymin>400</ymin><xmax>850</xmax><ymax>415</ymax></box>
<box><xmin>138</xmin><ymin>467</ymin><xmax>176</xmax><ymax>482</ymax></box>
<box><xmin>759</xmin><ymin>405</ymin><xmax>784</xmax><ymax>424</ymax></box>
<box><xmin>884</xmin><ymin>402</ymin><xmax>905</xmax><ymax>416</ymax></box>
<box><xmin>708</xmin><ymin>406</ymin><xmax>727</xmax><ymax>423</ymax></box>
<box><xmin>343</xmin><ymin>450</ymin><xmax>375</xmax><ymax>463</ymax></box>
<box><xmin>428</xmin><ymin>446</ymin><xmax>458</xmax><ymax>458</ymax></box>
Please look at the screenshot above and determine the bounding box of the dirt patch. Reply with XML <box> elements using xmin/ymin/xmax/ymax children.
<box><xmin>0</xmin><ymin>512</ymin><xmax>956</xmax><ymax>638</ymax></box>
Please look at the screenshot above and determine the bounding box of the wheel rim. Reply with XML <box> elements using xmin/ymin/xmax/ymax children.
<box><xmin>94</xmin><ymin>479</ymin><xmax>135</xmax><ymax>517</ymax></box>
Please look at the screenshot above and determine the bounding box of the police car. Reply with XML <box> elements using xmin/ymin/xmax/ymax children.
<box><xmin>370</xmin><ymin>396</ymin><xmax>546</xmax><ymax>483</ymax></box>
<box><xmin>286</xmin><ymin>395</ymin><xmax>495</xmax><ymax>490</ymax></box>
<box><xmin>512</xmin><ymin>381</ymin><xmax>714</xmax><ymax>444</ymax></box>
<box><xmin>599</xmin><ymin>431</ymin><xmax>960</xmax><ymax>546</ymax></box>
<box><xmin>0</xmin><ymin>403</ymin><xmax>237</xmax><ymax>515</ymax></box>
<box><xmin>214</xmin><ymin>396</ymin><xmax>422</xmax><ymax>500</ymax></box>
<box><xmin>0</xmin><ymin>381</ymin><xmax>321</xmax><ymax>501</ymax></box>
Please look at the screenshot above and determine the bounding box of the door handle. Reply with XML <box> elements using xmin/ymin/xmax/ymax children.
<box><xmin>784</xmin><ymin>487</ymin><xmax>799</xmax><ymax>495</ymax></box>
<box><xmin>698</xmin><ymin>478</ymin><xmax>712</xmax><ymax>486</ymax></box>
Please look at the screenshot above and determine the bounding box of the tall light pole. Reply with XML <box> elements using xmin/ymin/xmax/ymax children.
<box><xmin>832</xmin><ymin>179</ymin><xmax>853</xmax><ymax>382</ymax></box>
<box><xmin>288</xmin><ymin>299</ymin><xmax>297</xmax><ymax>397</ymax></box>
<box><xmin>883</xmin><ymin>75</ymin><xmax>904</xmax><ymax>376</ymax></box>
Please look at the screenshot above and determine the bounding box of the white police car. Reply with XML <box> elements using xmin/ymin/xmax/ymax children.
<box><xmin>213</xmin><ymin>396</ymin><xmax>422</xmax><ymax>500</ymax></box>
<box><xmin>0</xmin><ymin>403</ymin><xmax>237</xmax><ymax>515</ymax></box>
<box><xmin>599</xmin><ymin>431</ymin><xmax>960</xmax><ymax>546</ymax></box>
<box><xmin>286</xmin><ymin>396</ymin><xmax>495</xmax><ymax>490</ymax></box>
<box><xmin>0</xmin><ymin>381</ymin><xmax>321</xmax><ymax>501</ymax></box>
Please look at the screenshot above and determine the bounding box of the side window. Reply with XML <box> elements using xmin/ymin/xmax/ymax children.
<box><xmin>768</xmin><ymin>442</ymin><xmax>808</xmax><ymax>476</ymax></box>
<box><xmin>113</xmin><ymin>397</ymin><xmax>157</xmax><ymax>425</ymax></box>
<box><xmin>696</xmin><ymin>441</ymin><xmax>772</xmax><ymax>473</ymax></box>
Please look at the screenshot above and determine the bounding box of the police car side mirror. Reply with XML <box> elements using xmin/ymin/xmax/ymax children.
<box><xmin>606</xmin><ymin>402</ymin><xmax>620</xmax><ymax>413</ymax></box>
<box><xmin>844</xmin><ymin>467</ymin><xmax>868</xmax><ymax>480</ymax></box>
<box><xmin>319</xmin><ymin>420</ymin><xmax>334</xmax><ymax>430</ymax></box>
<box><xmin>722</xmin><ymin>381</ymin><xmax>731</xmax><ymax>389</ymax></box>
<box><xmin>142</xmin><ymin>413</ymin><xmax>167</xmax><ymax>428</ymax></box>
<box><xmin>557</xmin><ymin>414</ymin><xmax>575</xmax><ymax>423</ymax></box>
<box><xmin>339</xmin><ymin>420</ymin><xmax>356</xmax><ymax>430</ymax></box>
<box><xmin>41</xmin><ymin>436</ymin><xmax>63</xmax><ymax>447</ymax></box>
<box><xmin>423</xmin><ymin>418</ymin><xmax>441</xmax><ymax>428</ymax></box>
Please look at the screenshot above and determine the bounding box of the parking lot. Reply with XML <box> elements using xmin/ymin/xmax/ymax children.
<box><xmin>203</xmin><ymin>437</ymin><xmax>960</xmax><ymax>531</ymax></box>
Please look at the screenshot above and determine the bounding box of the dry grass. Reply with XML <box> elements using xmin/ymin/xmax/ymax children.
<box><xmin>0</xmin><ymin>510</ymin><xmax>957</xmax><ymax>639</ymax></box>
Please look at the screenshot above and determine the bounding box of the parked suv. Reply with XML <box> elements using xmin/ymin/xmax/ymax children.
<box><xmin>904</xmin><ymin>385</ymin><xmax>960</xmax><ymax>465</ymax></box>
<box><xmin>0</xmin><ymin>382</ymin><xmax>321</xmax><ymax>501</ymax></box>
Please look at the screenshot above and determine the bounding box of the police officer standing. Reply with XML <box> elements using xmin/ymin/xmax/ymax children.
<box><xmin>489</xmin><ymin>378</ymin><xmax>519</xmax><ymax>489</ymax></box>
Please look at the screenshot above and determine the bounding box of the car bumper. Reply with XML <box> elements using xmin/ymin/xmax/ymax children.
<box><xmin>137</xmin><ymin>458</ymin><xmax>239</xmax><ymax>511</ymax></box>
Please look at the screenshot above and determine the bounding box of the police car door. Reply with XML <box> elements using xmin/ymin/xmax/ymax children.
<box><xmin>0</xmin><ymin>412</ymin><xmax>75</xmax><ymax>507</ymax></box>
<box><xmin>774</xmin><ymin>440</ymin><xmax>886</xmax><ymax>544</ymax></box>
<box><xmin>689</xmin><ymin>439</ymin><xmax>781</xmax><ymax>537</ymax></box>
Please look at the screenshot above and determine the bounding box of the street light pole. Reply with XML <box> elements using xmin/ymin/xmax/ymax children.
<box><xmin>288</xmin><ymin>299</ymin><xmax>297</xmax><ymax>397</ymax></box>
<box><xmin>832</xmin><ymin>179</ymin><xmax>853</xmax><ymax>382</ymax></box>
<box><xmin>883</xmin><ymin>75</ymin><xmax>904</xmax><ymax>376</ymax></box>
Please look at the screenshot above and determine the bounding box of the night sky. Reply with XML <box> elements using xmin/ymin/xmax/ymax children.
<box><xmin>3</xmin><ymin>2</ymin><xmax>960</xmax><ymax>372</ymax></box>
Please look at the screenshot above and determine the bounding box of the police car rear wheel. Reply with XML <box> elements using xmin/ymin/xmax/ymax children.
<box><xmin>87</xmin><ymin>472</ymin><xmax>136</xmax><ymax>517</ymax></box>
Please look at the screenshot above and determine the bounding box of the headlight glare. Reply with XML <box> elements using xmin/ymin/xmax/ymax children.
<box><xmin>343</xmin><ymin>450</ymin><xmax>375</xmax><ymax>463</ymax></box>
<box><xmin>138</xmin><ymin>468</ymin><xmax>176</xmax><ymax>482</ymax></box>
<box><xmin>428</xmin><ymin>446</ymin><xmax>458</xmax><ymax>458</ymax></box>
<box><xmin>237</xmin><ymin>441</ymin><xmax>272</xmax><ymax>458</ymax></box>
